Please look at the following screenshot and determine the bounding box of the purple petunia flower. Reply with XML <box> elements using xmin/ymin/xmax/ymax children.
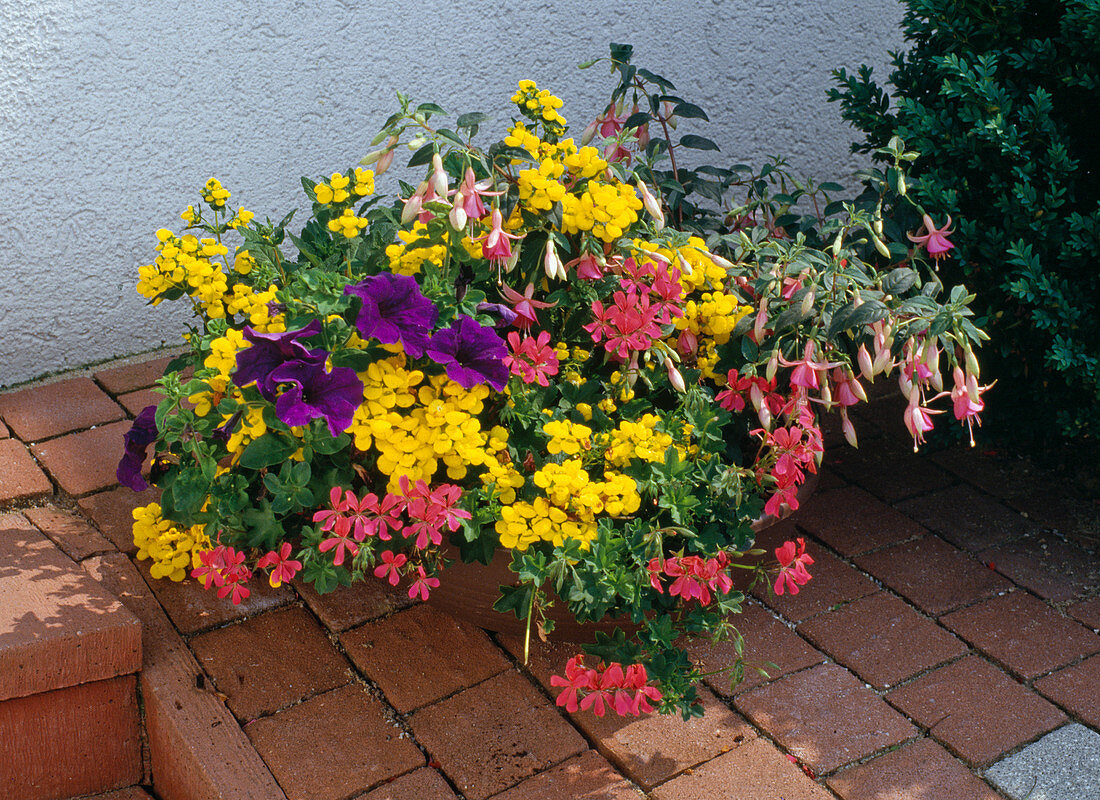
<box><xmin>345</xmin><ymin>273</ymin><xmax>438</xmax><ymax>358</ymax></box>
<box><xmin>270</xmin><ymin>359</ymin><xmax>364</xmax><ymax>437</ymax></box>
<box><xmin>476</xmin><ymin>301</ymin><xmax>519</xmax><ymax>330</ymax></box>
<box><xmin>116</xmin><ymin>404</ymin><xmax>158</xmax><ymax>492</ymax></box>
<box><xmin>425</xmin><ymin>315</ymin><xmax>509</xmax><ymax>391</ymax></box>
<box><xmin>234</xmin><ymin>320</ymin><xmax>324</xmax><ymax>400</ymax></box>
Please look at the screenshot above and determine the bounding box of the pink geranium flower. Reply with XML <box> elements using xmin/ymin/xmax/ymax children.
<box><xmin>255</xmin><ymin>542</ymin><xmax>303</xmax><ymax>588</ymax></box>
<box><xmin>408</xmin><ymin>565</ymin><xmax>440</xmax><ymax>601</ymax></box>
<box><xmin>373</xmin><ymin>550</ymin><xmax>407</xmax><ymax>586</ymax></box>
<box><xmin>774</xmin><ymin>538</ymin><xmax>814</xmax><ymax>595</ymax></box>
<box><xmin>504</xmin><ymin>330</ymin><xmax>560</xmax><ymax>386</ymax></box>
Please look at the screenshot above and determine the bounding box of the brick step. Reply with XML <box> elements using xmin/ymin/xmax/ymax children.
<box><xmin>0</xmin><ymin>523</ymin><xmax>142</xmax><ymax>800</ymax></box>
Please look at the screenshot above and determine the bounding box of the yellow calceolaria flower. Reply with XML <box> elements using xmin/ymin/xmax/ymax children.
<box><xmin>673</xmin><ymin>291</ymin><xmax>751</xmax><ymax>348</ymax></box>
<box><xmin>353</xmin><ymin>167</ymin><xmax>375</xmax><ymax>196</ymax></box>
<box><xmin>562</xmin><ymin>146</ymin><xmax>608</xmax><ymax>180</ymax></box>
<box><xmin>511</xmin><ymin>79</ymin><xmax>567</xmax><ymax>129</ymax></box>
<box><xmin>137</xmin><ymin>230</ymin><xmax>230</xmax><ymax>317</ymax></box>
<box><xmin>517</xmin><ymin>158</ymin><xmax>567</xmax><ymax>212</ymax></box>
<box><xmin>561</xmin><ymin>180</ymin><xmax>643</xmax><ymax>243</ymax></box>
<box><xmin>542</xmin><ymin>418</ymin><xmax>593</xmax><ymax>456</ymax></box>
<box><xmin>327</xmin><ymin>208</ymin><xmax>370</xmax><ymax>238</ymax></box>
<box><xmin>225</xmin><ymin>404</ymin><xmax>268</xmax><ymax>461</ymax></box>
<box><xmin>606</xmin><ymin>414</ymin><xmax>675</xmax><ymax>467</ymax></box>
<box><xmin>385</xmin><ymin>222</ymin><xmax>447</xmax><ymax>275</ymax></box>
<box><xmin>180</xmin><ymin>205</ymin><xmax>198</xmax><ymax>224</ymax></box>
<box><xmin>314</xmin><ymin>172</ymin><xmax>351</xmax><ymax>205</ymax></box>
<box><xmin>132</xmin><ymin>502</ymin><xmax>212</xmax><ymax>582</ymax></box>
<box><xmin>202</xmin><ymin>178</ymin><xmax>231</xmax><ymax>208</ymax></box>
<box><xmin>227</xmin><ymin>208</ymin><xmax>254</xmax><ymax>230</ymax></box>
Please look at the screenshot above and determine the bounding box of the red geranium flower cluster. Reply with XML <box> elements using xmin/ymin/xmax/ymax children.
<box><xmin>647</xmin><ymin>553</ymin><xmax>733</xmax><ymax>605</ymax></box>
<box><xmin>191</xmin><ymin>544</ymin><xmax>254</xmax><ymax>605</ymax></box>
<box><xmin>583</xmin><ymin>256</ymin><xmax>683</xmax><ymax>360</ymax></box>
<box><xmin>774</xmin><ymin>537</ymin><xmax>814</xmax><ymax>595</ymax></box>
<box><xmin>550</xmin><ymin>655</ymin><xmax>663</xmax><ymax>717</ymax></box>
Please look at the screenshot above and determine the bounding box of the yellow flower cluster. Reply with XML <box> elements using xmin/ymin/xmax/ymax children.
<box><xmin>542</xmin><ymin>418</ymin><xmax>593</xmax><ymax>455</ymax></box>
<box><xmin>517</xmin><ymin>158</ymin><xmax>567</xmax><ymax>211</ymax></box>
<box><xmin>561</xmin><ymin>181</ymin><xmax>643</xmax><ymax>243</ymax></box>
<box><xmin>133</xmin><ymin>503</ymin><xmax>211</xmax><ymax>582</ymax></box>
<box><xmin>195</xmin><ymin>328</ymin><xmax>250</xmax><ymax>398</ymax></box>
<box><xmin>674</xmin><ymin>291</ymin><xmax>749</xmax><ymax>347</ymax></box>
<box><xmin>497</xmin><ymin>460</ymin><xmax>640</xmax><ymax>550</ymax></box>
<box><xmin>604</xmin><ymin>414</ymin><xmax>675</xmax><ymax>467</ymax></box>
<box><xmin>511</xmin><ymin>80</ymin><xmax>566</xmax><ymax>129</ymax></box>
<box><xmin>137</xmin><ymin>231</ymin><xmax>230</xmax><ymax>317</ymax></box>
<box><xmin>225</xmin><ymin>283</ymin><xmax>284</xmax><ymax>331</ymax></box>
<box><xmin>346</xmin><ymin>358</ymin><xmax>498</xmax><ymax>492</ymax></box>
<box><xmin>226</xmin><ymin>208</ymin><xmax>254</xmax><ymax>230</ymax></box>
<box><xmin>328</xmin><ymin>209</ymin><xmax>370</xmax><ymax>238</ymax></box>
<box><xmin>562</xmin><ymin>146</ymin><xmax>608</xmax><ymax>180</ymax></box>
<box><xmin>202</xmin><ymin>178</ymin><xmax>230</xmax><ymax>208</ymax></box>
<box><xmin>314</xmin><ymin>172</ymin><xmax>351</xmax><ymax>205</ymax></box>
<box><xmin>353</xmin><ymin>167</ymin><xmax>375</xmax><ymax>196</ymax></box>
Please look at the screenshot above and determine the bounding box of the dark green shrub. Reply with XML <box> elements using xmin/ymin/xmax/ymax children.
<box><xmin>829</xmin><ymin>0</ymin><xmax>1100</xmax><ymax>443</ymax></box>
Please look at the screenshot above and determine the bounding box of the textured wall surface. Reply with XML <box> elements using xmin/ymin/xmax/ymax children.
<box><xmin>0</xmin><ymin>0</ymin><xmax>904</xmax><ymax>387</ymax></box>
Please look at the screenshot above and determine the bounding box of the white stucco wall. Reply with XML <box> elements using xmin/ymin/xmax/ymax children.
<box><xmin>0</xmin><ymin>0</ymin><xmax>904</xmax><ymax>388</ymax></box>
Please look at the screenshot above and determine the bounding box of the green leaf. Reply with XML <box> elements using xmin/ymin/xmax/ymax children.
<box><xmin>679</xmin><ymin>134</ymin><xmax>720</xmax><ymax>151</ymax></box>
<box><xmin>238</xmin><ymin>434</ymin><xmax>298</xmax><ymax>470</ymax></box>
<box><xmin>493</xmin><ymin>584</ymin><xmax>534</xmax><ymax>619</ymax></box>
<box><xmin>846</xmin><ymin>299</ymin><xmax>890</xmax><ymax>329</ymax></box>
<box><xmin>623</xmin><ymin>111</ymin><xmax>652</xmax><ymax>129</ymax></box>
<box><xmin>672</xmin><ymin>101</ymin><xmax>709</xmax><ymax>121</ymax></box>
<box><xmin>881</xmin><ymin>267</ymin><xmax>918</xmax><ymax>295</ymax></box>
<box><xmin>407</xmin><ymin>142</ymin><xmax>435</xmax><ymax>168</ymax></box>
<box><xmin>415</xmin><ymin>102</ymin><xmax>446</xmax><ymax>116</ymax></box>
<box><xmin>456</xmin><ymin>112</ymin><xmax>489</xmax><ymax>128</ymax></box>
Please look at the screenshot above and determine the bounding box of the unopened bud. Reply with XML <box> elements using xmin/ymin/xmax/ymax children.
<box><xmin>401</xmin><ymin>185</ymin><xmax>426</xmax><ymax>225</ymax></box>
<box><xmin>543</xmin><ymin>239</ymin><xmax>565</xmax><ymax>280</ymax></box>
<box><xmin>504</xmin><ymin>247</ymin><xmax>521</xmax><ymax>272</ymax></box>
<box><xmin>898</xmin><ymin>172</ymin><xmax>907</xmax><ymax>196</ymax></box>
<box><xmin>370</xmin><ymin>129</ymin><xmax>389</xmax><ymax>147</ymax></box>
<box><xmin>819</xmin><ymin>379</ymin><xmax>833</xmax><ymax>409</ymax></box>
<box><xmin>749</xmin><ymin>381</ymin><xmax>765</xmax><ymax>412</ymax></box>
<box><xmin>448</xmin><ymin>192</ymin><xmax>468</xmax><ymax>230</ymax></box>
<box><xmin>800</xmin><ymin>289</ymin><xmax>815</xmax><ymax>317</ymax></box>
<box><xmin>841</xmin><ymin>409</ymin><xmax>858</xmax><ymax>448</ymax></box>
<box><xmin>430</xmin><ymin>153</ymin><xmax>449</xmax><ymax>196</ymax></box>
<box><xmin>964</xmin><ymin>347</ymin><xmax>980</xmax><ymax>379</ymax></box>
<box><xmin>852</xmin><ymin>289</ymin><xmax>863</xmax><ymax>308</ymax></box>
<box><xmin>705</xmin><ymin>250</ymin><xmax>735</xmax><ymax>271</ymax></box>
<box><xmin>765</xmin><ymin>351</ymin><xmax>779</xmax><ymax>382</ymax></box>
<box><xmin>871</xmin><ymin>233</ymin><xmax>890</xmax><ymax>258</ymax></box>
<box><xmin>580</xmin><ymin>119</ymin><xmax>598</xmax><ymax>146</ymax></box>
<box><xmin>637</xmin><ymin>180</ymin><xmax>665</xmax><ymax>231</ymax></box>
<box><xmin>757</xmin><ymin>403</ymin><xmax>772</xmax><ymax>430</ymax></box>
<box><xmin>676</xmin><ymin>251</ymin><xmax>692</xmax><ymax>276</ymax></box>
<box><xmin>831</xmin><ymin>230</ymin><xmax>845</xmax><ymax>256</ymax></box>
<box><xmin>376</xmin><ymin>149</ymin><xmax>395</xmax><ymax>175</ymax></box>
<box><xmin>360</xmin><ymin>150</ymin><xmax>382</xmax><ymax>166</ymax></box>
<box><xmin>665</xmin><ymin>358</ymin><xmax>686</xmax><ymax>392</ymax></box>
<box><xmin>857</xmin><ymin>344</ymin><xmax>874</xmax><ymax>381</ymax></box>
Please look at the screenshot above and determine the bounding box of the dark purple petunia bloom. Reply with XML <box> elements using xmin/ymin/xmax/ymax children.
<box><xmin>476</xmin><ymin>301</ymin><xmax>519</xmax><ymax>330</ymax></box>
<box><xmin>234</xmin><ymin>320</ymin><xmax>324</xmax><ymax>400</ymax></box>
<box><xmin>425</xmin><ymin>315</ymin><xmax>509</xmax><ymax>391</ymax></box>
<box><xmin>117</xmin><ymin>404</ymin><xmax>159</xmax><ymax>492</ymax></box>
<box><xmin>270</xmin><ymin>359</ymin><xmax>364</xmax><ymax>438</ymax></box>
<box><xmin>345</xmin><ymin>273</ymin><xmax>438</xmax><ymax>358</ymax></box>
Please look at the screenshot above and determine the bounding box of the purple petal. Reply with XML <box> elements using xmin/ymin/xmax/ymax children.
<box><xmin>345</xmin><ymin>273</ymin><xmax>438</xmax><ymax>358</ymax></box>
<box><xmin>426</xmin><ymin>315</ymin><xmax>509</xmax><ymax>391</ymax></box>
<box><xmin>234</xmin><ymin>320</ymin><xmax>324</xmax><ymax>399</ymax></box>
<box><xmin>271</xmin><ymin>360</ymin><xmax>364</xmax><ymax>437</ymax></box>
<box><xmin>116</xmin><ymin>405</ymin><xmax>158</xmax><ymax>492</ymax></box>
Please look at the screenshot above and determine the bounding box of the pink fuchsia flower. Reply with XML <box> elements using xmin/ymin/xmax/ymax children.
<box><xmin>568</xmin><ymin>251</ymin><xmax>606</xmax><ymax>281</ymax></box>
<box><xmin>774</xmin><ymin>538</ymin><xmax>814</xmax><ymax>596</ymax></box>
<box><xmin>779</xmin><ymin>341</ymin><xmax>841</xmax><ymax>392</ymax></box>
<box><xmin>907</xmin><ymin>214</ymin><xmax>955</xmax><ymax>261</ymax></box>
<box><xmin>476</xmin><ymin>207</ymin><xmax>523</xmax><ymax>267</ymax></box>
<box><xmin>902</xmin><ymin>389</ymin><xmax>943</xmax><ymax>452</ymax></box>
<box><xmin>373</xmin><ymin>550</ymin><xmax>407</xmax><ymax>586</ymax></box>
<box><xmin>504</xmin><ymin>330</ymin><xmax>560</xmax><ymax>386</ymax></box>
<box><xmin>499</xmin><ymin>282</ymin><xmax>556</xmax><ymax>330</ymax></box>
<box><xmin>451</xmin><ymin>167</ymin><xmax>503</xmax><ymax>220</ymax></box>
<box><xmin>408</xmin><ymin>565</ymin><xmax>440</xmax><ymax>601</ymax></box>
<box><xmin>255</xmin><ymin>542</ymin><xmax>303</xmax><ymax>588</ymax></box>
<box><xmin>831</xmin><ymin>367</ymin><xmax>867</xmax><ymax>408</ymax></box>
<box><xmin>948</xmin><ymin>366</ymin><xmax>992</xmax><ymax>446</ymax></box>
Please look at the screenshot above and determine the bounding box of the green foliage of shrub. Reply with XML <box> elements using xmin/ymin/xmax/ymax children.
<box><xmin>829</xmin><ymin>0</ymin><xmax>1100</xmax><ymax>443</ymax></box>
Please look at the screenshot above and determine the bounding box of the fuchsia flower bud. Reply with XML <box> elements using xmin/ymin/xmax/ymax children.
<box><xmin>840</xmin><ymin>407</ymin><xmax>858</xmax><ymax>448</ymax></box>
<box><xmin>430</xmin><ymin>153</ymin><xmax>449</xmax><ymax>197</ymax></box>
<box><xmin>665</xmin><ymin>358</ymin><xmax>686</xmax><ymax>392</ymax></box>
<box><xmin>857</xmin><ymin>344</ymin><xmax>875</xmax><ymax>381</ymax></box>
<box><xmin>637</xmin><ymin>179</ymin><xmax>665</xmax><ymax>231</ymax></box>
<box><xmin>448</xmin><ymin>191</ymin><xmax>468</xmax><ymax>230</ymax></box>
<box><xmin>375</xmin><ymin>148</ymin><xmax>395</xmax><ymax>175</ymax></box>
<box><xmin>401</xmin><ymin>182</ymin><xmax>427</xmax><ymax>225</ymax></box>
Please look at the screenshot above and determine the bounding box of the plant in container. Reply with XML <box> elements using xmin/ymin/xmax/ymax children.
<box><xmin>119</xmin><ymin>45</ymin><xmax>988</xmax><ymax>718</ymax></box>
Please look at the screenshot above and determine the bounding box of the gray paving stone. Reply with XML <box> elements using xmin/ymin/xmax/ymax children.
<box><xmin>986</xmin><ymin>724</ymin><xmax>1100</xmax><ymax>800</ymax></box>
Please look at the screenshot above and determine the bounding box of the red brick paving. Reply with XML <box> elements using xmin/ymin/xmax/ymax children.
<box><xmin>0</xmin><ymin>439</ymin><xmax>52</xmax><ymax>504</ymax></box>
<box><xmin>978</xmin><ymin>532</ymin><xmax>1100</xmax><ymax>603</ymax></box>
<box><xmin>487</xmin><ymin>751</ymin><xmax>644</xmax><ymax>800</ymax></box>
<box><xmin>32</xmin><ymin>420</ymin><xmax>132</xmax><ymax>495</ymax></box>
<box><xmin>567</xmin><ymin>688</ymin><xmax>756</xmax><ymax>790</ymax></box>
<box><xmin>826</xmin><ymin>445</ymin><xmax>954</xmax><ymax>503</ymax></box>
<box><xmin>797</xmin><ymin>592</ymin><xmax>968</xmax><ymax>689</ymax></box>
<box><xmin>649</xmin><ymin>736</ymin><xmax>836</xmax><ymax>800</ymax></box>
<box><xmin>0</xmin><ymin>377</ymin><xmax>124</xmax><ymax>441</ymax></box>
<box><xmin>135</xmin><ymin>555</ymin><xmax>294</xmax><ymax>635</ymax></box>
<box><xmin>190</xmin><ymin>605</ymin><xmax>352</xmax><ymax>722</ymax></box>
<box><xmin>341</xmin><ymin>603</ymin><xmax>511</xmax><ymax>713</ymax></box>
<box><xmin>1068</xmin><ymin>596</ymin><xmax>1100</xmax><ymax>631</ymax></box>
<box><xmin>855</xmin><ymin>535</ymin><xmax>1012</xmax><ymax>616</ymax></box>
<box><xmin>117</xmin><ymin>387</ymin><xmax>162</xmax><ymax>417</ymax></box>
<box><xmin>245</xmin><ymin>683</ymin><xmax>424</xmax><ymax>800</ymax></box>
<box><xmin>754</xmin><ymin>544</ymin><xmax>879</xmax><ymax>623</ymax></box>
<box><xmin>735</xmin><ymin>664</ymin><xmax>916</xmax><ymax>772</ymax></box>
<box><xmin>939</xmin><ymin>591</ymin><xmax>1100</xmax><ymax>679</ymax></box>
<box><xmin>355</xmin><ymin>768</ymin><xmax>459</xmax><ymax>800</ymax></box>
<box><xmin>78</xmin><ymin>486</ymin><xmax>158</xmax><ymax>554</ymax></box>
<box><xmin>22</xmin><ymin>504</ymin><xmax>115</xmax><ymax>561</ymax></box>
<box><xmin>1033</xmin><ymin>653</ymin><xmax>1100</xmax><ymax>729</ymax></box>
<box><xmin>295</xmin><ymin>575</ymin><xmax>414</xmax><ymax>632</ymax></box>
<box><xmin>795</xmin><ymin>486</ymin><xmax>925</xmax><ymax>557</ymax></box>
<box><xmin>826</xmin><ymin>737</ymin><xmax>1004</xmax><ymax>800</ymax></box>
<box><xmin>95</xmin><ymin>355</ymin><xmax>176</xmax><ymax>395</ymax></box>
<box><xmin>0</xmin><ymin>420</ymin><xmax>8</xmax><ymax>438</ymax></box>
<box><xmin>885</xmin><ymin>656</ymin><xmax>1066</xmax><ymax>766</ymax></box>
<box><xmin>408</xmin><ymin>670</ymin><xmax>587</xmax><ymax>800</ymax></box>
<box><xmin>895</xmin><ymin>483</ymin><xmax>1038</xmax><ymax>552</ymax></box>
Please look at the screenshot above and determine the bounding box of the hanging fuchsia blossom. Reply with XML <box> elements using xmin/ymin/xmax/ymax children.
<box><xmin>500</xmin><ymin>283</ymin><xmax>555</xmax><ymax>330</ymax></box>
<box><xmin>451</xmin><ymin>167</ymin><xmax>504</xmax><ymax>219</ymax></box>
<box><xmin>907</xmin><ymin>214</ymin><xmax>955</xmax><ymax>261</ymax></box>
<box><xmin>476</xmin><ymin>207</ymin><xmax>523</xmax><ymax>266</ymax></box>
